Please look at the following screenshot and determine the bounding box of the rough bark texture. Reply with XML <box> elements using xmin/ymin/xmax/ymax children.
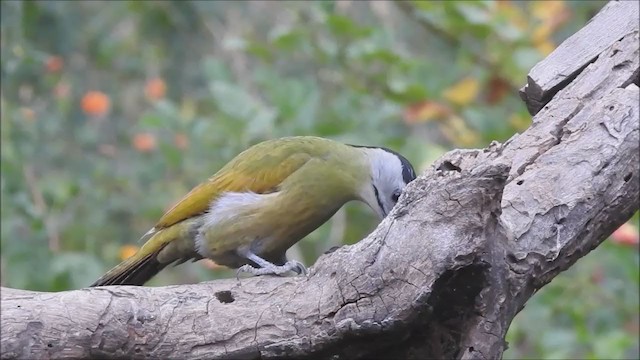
<box><xmin>518</xmin><ymin>0</ymin><xmax>639</xmax><ymax>115</ymax></box>
<box><xmin>2</xmin><ymin>2</ymin><xmax>639</xmax><ymax>360</ymax></box>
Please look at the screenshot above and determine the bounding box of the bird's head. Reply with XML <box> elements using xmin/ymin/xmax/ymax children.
<box><xmin>351</xmin><ymin>145</ymin><xmax>417</xmax><ymax>219</ymax></box>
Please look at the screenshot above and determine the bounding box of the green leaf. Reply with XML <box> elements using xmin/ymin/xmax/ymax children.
<box><xmin>139</xmin><ymin>112</ymin><xmax>166</xmax><ymax>128</ymax></box>
<box><xmin>245</xmin><ymin>42</ymin><xmax>274</xmax><ymax>62</ymax></box>
<box><xmin>385</xmin><ymin>80</ymin><xmax>428</xmax><ymax>104</ymax></box>
<box><xmin>326</xmin><ymin>14</ymin><xmax>372</xmax><ymax>39</ymax></box>
<box><xmin>270</xmin><ymin>29</ymin><xmax>305</xmax><ymax>51</ymax></box>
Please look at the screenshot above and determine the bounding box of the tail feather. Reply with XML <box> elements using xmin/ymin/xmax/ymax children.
<box><xmin>91</xmin><ymin>223</ymin><xmax>198</xmax><ymax>287</ymax></box>
<box><xmin>90</xmin><ymin>247</ymin><xmax>167</xmax><ymax>287</ymax></box>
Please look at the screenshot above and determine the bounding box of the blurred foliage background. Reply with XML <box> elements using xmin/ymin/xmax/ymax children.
<box><xmin>1</xmin><ymin>0</ymin><xmax>637</xmax><ymax>358</ymax></box>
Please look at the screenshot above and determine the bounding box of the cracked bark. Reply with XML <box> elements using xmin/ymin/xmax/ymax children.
<box><xmin>1</xmin><ymin>2</ymin><xmax>639</xmax><ymax>359</ymax></box>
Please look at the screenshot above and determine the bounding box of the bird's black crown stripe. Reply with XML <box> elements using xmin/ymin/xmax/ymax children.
<box><xmin>349</xmin><ymin>144</ymin><xmax>417</xmax><ymax>184</ymax></box>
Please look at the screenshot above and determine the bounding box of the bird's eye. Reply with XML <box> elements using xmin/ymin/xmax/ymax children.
<box><xmin>391</xmin><ymin>191</ymin><xmax>400</xmax><ymax>203</ymax></box>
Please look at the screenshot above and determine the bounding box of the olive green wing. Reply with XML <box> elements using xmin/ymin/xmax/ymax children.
<box><xmin>154</xmin><ymin>140</ymin><xmax>320</xmax><ymax>229</ymax></box>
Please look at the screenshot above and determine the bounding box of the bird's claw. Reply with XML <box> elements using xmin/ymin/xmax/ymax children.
<box><xmin>236</xmin><ymin>260</ymin><xmax>307</xmax><ymax>279</ymax></box>
<box><xmin>289</xmin><ymin>260</ymin><xmax>307</xmax><ymax>275</ymax></box>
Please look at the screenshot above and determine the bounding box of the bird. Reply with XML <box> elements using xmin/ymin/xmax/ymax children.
<box><xmin>90</xmin><ymin>136</ymin><xmax>416</xmax><ymax>286</ymax></box>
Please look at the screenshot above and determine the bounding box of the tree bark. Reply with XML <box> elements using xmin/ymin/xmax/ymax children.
<box><xmin>2</xmin><ymin>1</ymin><xmax>638</xmax><ymax>359</ymax></box>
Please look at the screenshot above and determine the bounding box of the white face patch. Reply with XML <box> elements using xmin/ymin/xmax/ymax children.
<box><xmin>195</xmin><ymin>191</ymin><xmax>276</xmax><ymax>257</ymax></box>
<box><xmin>360</xmin><ymin>148</ymin><xmax>412</xmax><ymax>218</ymax></box>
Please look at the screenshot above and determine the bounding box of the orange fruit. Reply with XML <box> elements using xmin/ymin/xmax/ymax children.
<box><xmin>119</xmin><ymin>245</ymin><xmax>139</xmax><ymax>260</ymax></box>
<box><xmin>45</xmin><ymin>55</ymin><xmax>64</xmax><ymax>73</ymax></box>
<box><xmin>145</xmin><ymin>78</ymin><xmax>167</xmax><ymax>101</ymax></box>
<box><xmin>132</xmin><ymin>132</ymin><xmax>157</xmax><ymax>153</ymax></box>
<box><xmin>81</xmin><ymin>91</ymin><xmax>111</xmax><ymax>116</ymax></box>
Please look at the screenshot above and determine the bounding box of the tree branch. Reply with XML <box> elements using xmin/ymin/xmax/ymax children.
<box><xmin>1</xmin><ymin>2</ymin><xmax>638</xmax><ymax>359</ymax></box>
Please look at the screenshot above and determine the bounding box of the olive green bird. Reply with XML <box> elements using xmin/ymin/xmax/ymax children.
<box><xmin>90</xmin><ymin>136</ymin><xmax>416</xmax><ymax>286</ymax></box>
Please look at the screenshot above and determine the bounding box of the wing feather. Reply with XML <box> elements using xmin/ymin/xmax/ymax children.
<box><xmin>155</xmin><ymin>143</ymin><xmax>316</xmax><ymax>229</ymax></box>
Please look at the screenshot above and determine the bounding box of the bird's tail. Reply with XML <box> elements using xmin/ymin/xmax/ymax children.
<box><xmin>89</xmin><ymin>245</ymin><xmax>168</xmax><ymax>287</ymax></box>
<box><xmin>90</xmin><ymin>224</ymin><xmax>193</xmax><ymax>287</ymax></box>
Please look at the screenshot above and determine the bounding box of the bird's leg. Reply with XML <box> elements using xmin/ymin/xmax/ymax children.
<box><xmin>236</xmin><ymin>248</ymin><xmax>307</xmax><ymax>279</ymax></box>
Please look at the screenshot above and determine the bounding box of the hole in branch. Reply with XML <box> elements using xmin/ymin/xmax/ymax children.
<box><xmin>423</xmin><ymin>264</ymin><xmax>489</xmax><ymax>359</ymax></box>
<box><xmin>437</xmin><ymin>161</ymin><xmax>462</xmax><ymax>172</ymax></box>
<box><xmin>215</xmin><ymin>291</ymin><xmax>234</xmax><ymax>304</ymax></box>
<box><xmin>516</xmin><ymin>180</ymin><xmax>524</xmax><ymax>185</ymax></box>
<box><xmin>624</xmin><ymin>173</ymin><xmax>632</xmax><ymax>182</ymax></box>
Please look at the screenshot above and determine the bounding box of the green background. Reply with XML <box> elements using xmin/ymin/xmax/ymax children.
<box><xmin>1</xmin><ymin>1</ymin><xmax>637</xmax><ymax>359</ymax></box>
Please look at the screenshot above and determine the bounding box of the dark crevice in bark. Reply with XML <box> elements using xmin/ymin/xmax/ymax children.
<box><xmin>302</xmin><ymin>263</ymin><xmax>491</xmax><ymax>360</ymax></box>
<box><xmin>622</xmin><ymin>67</ymin><xmax>639</xmax><ymax>88</ymax></box>
<box><xmin>371</xmin><ymin>263</ymin><xmax>490</xmax><ymax>360</ymax></box>
<box><xmin>436</xmin><ymin>161</ymin><xmax>463</xmax><ymax>173</ymax></box>
<box><xmin>526</xmin><ymin>55</ymin><xmax>599</xmax><ymax>115</ymax></box>
<box><xmin>426</xmin><ymin>264</ymin><xmax>489</xmax><ymax>359</ymax></box>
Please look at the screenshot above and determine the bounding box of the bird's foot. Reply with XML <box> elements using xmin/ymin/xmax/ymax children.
<box><xmin>236</xmin><ymin>260</ymin><xmax>307</xmax><ymax>279</ymax></box>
